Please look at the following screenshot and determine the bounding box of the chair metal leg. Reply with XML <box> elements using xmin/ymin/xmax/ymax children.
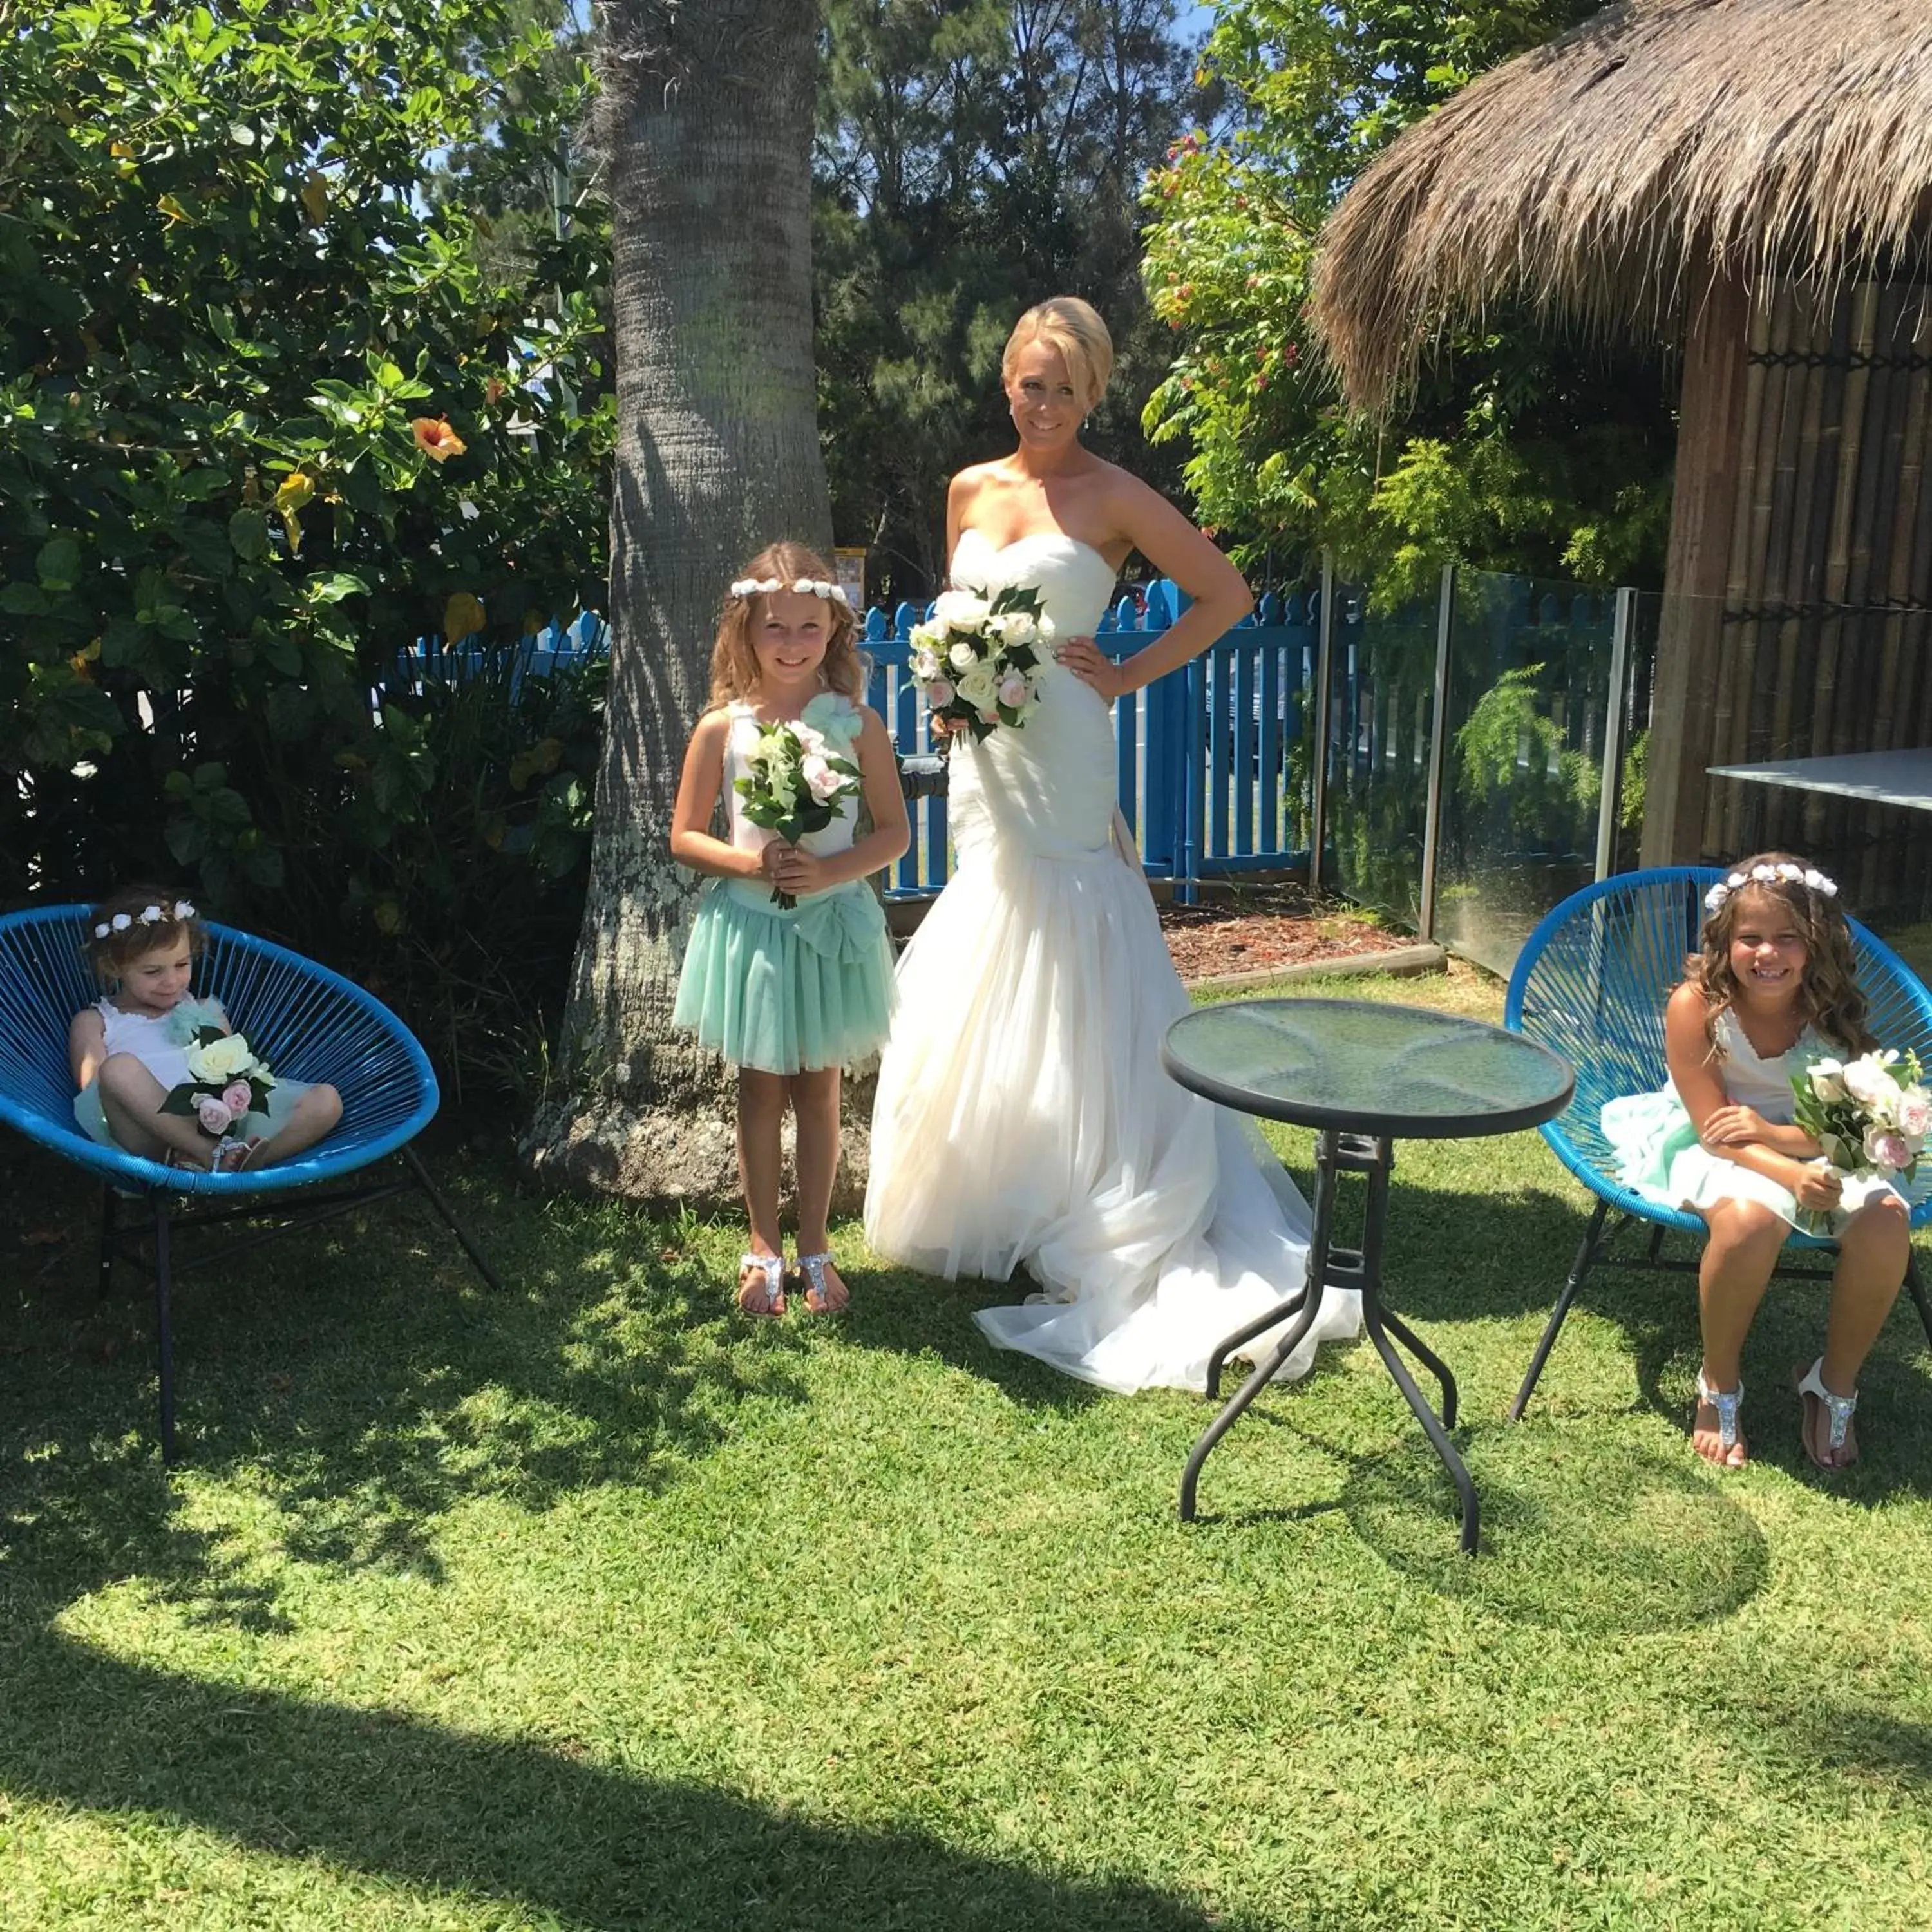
<box><xmin>1510</xmin><ymin>1197</ymin><xmax>1610</xmax><ymax>1421</ymax></box>
<box><xmin>402</xmin><ymin>1144</ymin><xmax>506</xmax><ymax>1293</ymax></box>
<box><xmin>1908</xmin><ymin>1251</ymin><xmax>1932</xmax><ymax>1351</ymax></box>
<box><xmin>98</xmin><ymin>1184</ymin><xmax>119</xmax><ymax>1300</ymax></box>
<box><xmin>153</xmin><ymin>1197</ymin><xmax>176</xmax><ymax>1468</ymax></box>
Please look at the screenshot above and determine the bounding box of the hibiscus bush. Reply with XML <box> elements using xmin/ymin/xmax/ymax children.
<box><xmin>0</xmin><ymin>0</ymin><xmax>612</xmax><ymax>1093</ymax></box>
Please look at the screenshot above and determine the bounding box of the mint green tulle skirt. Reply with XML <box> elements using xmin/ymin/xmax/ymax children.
<box><xmin>75</xmin><ymin>1073</ymin><xmax>314</xmax><ymax>1155</ymax></box>
<box><xmin>672</xmin><ymin>876</ymin><xmax>895</xmax><ymax>1075</ymax></box>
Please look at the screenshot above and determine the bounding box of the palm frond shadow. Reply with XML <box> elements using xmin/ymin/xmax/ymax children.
<box><xmin>0</xmin><ymin>1133</ymin><xmax>812</xmax><ymax>1620</ymax></box>
<box><xmin>0</xmin><ymin>1627</ymin><xmax>1231</xmax><ymax>1932</ymax></box>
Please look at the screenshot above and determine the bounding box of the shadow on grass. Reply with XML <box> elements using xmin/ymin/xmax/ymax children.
<box><xmin>0</xmin><ymin>1131</ymin><xmax>813</xmax><ymax>1618</ymax></box>
<box><xmin>0</xmin><ymin>1625</ymin><xmax>1232</xmax><ymax>1931</ymax></box>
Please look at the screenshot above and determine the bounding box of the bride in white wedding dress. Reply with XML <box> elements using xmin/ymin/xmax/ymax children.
<box><xmin>863</xmin><ymin>298</ymin><xmax>1361</xmax><ymax>1393</ymax></box>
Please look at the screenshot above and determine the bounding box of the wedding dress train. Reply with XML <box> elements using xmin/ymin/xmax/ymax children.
<box><xmin>862</xmin><ymin>528</ymin><xmax>1361</xmax><ymax>1392</ymax></box>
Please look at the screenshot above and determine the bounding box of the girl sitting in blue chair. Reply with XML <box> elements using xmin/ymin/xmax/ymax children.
<box><xmin>68</xmin><ymin>887</ymin><xmax>343</xmax><ymax>1175</ymax></box>
<box><xmin>1603</xmin><ymin>854</ymin><xmax>1919</xmax><ymax>1472</ymax></box>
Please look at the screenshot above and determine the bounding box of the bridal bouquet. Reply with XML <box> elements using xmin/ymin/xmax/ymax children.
<box><xmin>908</xmin><ymin>585</ymin><xmax>1056</xmax><ymax>742</ymax></box>
<box><xmin>1791</xmin><ymin>1047</ymin><xmax>1930</xmax><ymax>1228</ymax></box>
<box><xmin>735</xmin><ymin>716</ymin><xmax>862</xmax><ymax>908</ymax></box>
<box><xmin>160</xmin><ymin>1023</ymin><xmax>276</xmax><ymax>1144</ymax></box>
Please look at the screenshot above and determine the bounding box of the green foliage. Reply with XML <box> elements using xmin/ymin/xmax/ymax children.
<box><xmin>816</xmin><ymin>0</ymin><xmax>1197</xmax><ymax>597</ymax></box>
<box><xmin>1</xmin><ymin>0</ymin><xmax>612</xmax><ymax>1093</ymax></box>
<box><xmin>1139</xmin><ymin>0</ymin><xmax>1676</xmax><ymax>591</ymax></box>
<box><xmin>1454</xmin><ymin>663</ymin><xmax>1599</xmax><ymax>838</ymax></box>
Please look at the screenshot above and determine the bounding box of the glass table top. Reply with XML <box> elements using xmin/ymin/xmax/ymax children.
<box><xmin>1162</xmin><ymin>998</ymin><xmax>1575</xmax><ymax>1139</ymax></box>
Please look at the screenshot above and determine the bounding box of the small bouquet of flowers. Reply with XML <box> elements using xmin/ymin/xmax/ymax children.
<box><xmin>908</xmin><ymin>585</ymin><xmax>1056</xmax><ymax>742</ymax></box>
<box><xmin>160</xmin><ymin>1023</ymin><xmax>276</xmax><ymax>1149</ymax></box>
<box><xmin>735</xmin><ymin>717</ymin><xmax>862</xmax><ymax>908</ymax></box>
<box><xmin>1791</xmin><ymin>1047</ymin><xmax>1930</xmax><ymax>1228</ymax></box>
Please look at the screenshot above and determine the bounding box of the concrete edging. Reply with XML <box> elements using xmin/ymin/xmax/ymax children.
<box><xmin>1182</xmin><ymin>942</ymin><xmax>1447</xmax><ymax>995</ymax></box>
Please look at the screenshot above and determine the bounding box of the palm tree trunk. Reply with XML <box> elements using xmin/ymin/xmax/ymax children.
<box><xmin>524</xmin><ymin>0</ymin><xmax>834</xmax><ymax>1199</ymax></box>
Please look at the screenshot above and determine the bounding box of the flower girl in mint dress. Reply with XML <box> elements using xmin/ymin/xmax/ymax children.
<box><xmin>69</xmin><ymin>887</ymin><xmax>341</xmax><ymax>1171</ymax></box>
<box><xmin>670</xmin><ymin>542</ymin><xmax>909</xmax><ymax>1318</ymax></box>
<box><xmin>1600</xmin><ymin>854</ymin><xmax>1917</xmax><ymax>1472</ymax></box>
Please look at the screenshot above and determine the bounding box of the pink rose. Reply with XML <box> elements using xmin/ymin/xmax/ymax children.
<box><xmin>978</xmin><ymin>706</ymin><xmax>999</xmax><ymax>725</ymax></box>
<box><xmin>800</xmin><ymin>753</ymin><xmax>844</xmax><ymax>804</ymax></box>
<box><xmin>196</xmin><ymin>1095</ymin><xmax>234</xmax><ymax>1136</ymax></box>
<box><xmin>221</xmin><ymin>1080</ymin><xmax>253</xmax><ymax>1118</ymax></box>
<box><xmin>1897</xmin><ymin>1092</ymin><xmax>1931</xmax><ymax>1138</ymax></box>
<box><xmin>997</xmin><ymin>672</ymin><xmax>1028</xmax><ymax>708</ymax></box>
<box><xmin>927</xmin><ymin>678</ymin><xmax>954</xmax><ymax>709</ymax></box>
<box><xmin>1864</xmin><ymin>1125</ymin><xmax>1912</xmax><ymax>1172</ymax></box>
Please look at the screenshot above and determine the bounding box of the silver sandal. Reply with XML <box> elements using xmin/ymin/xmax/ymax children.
<box><xmin>1696</xmin><ymin>1368</ymin><xmax>1745</xmax><ymax>1462</ymax></box>
<box><xmin>737</xmin><ymin>1251</ymin><xmax>786</xmax><ymax>1318</ymax></box>
<box><xmin>795</xmin><ymin>1251</ymin><xmax>846</xmax><ymax>1314</ymax></box>
<box><xmin>1795</xmin><ymin>1358</ymin><xmax>1857</xmax><ymax>1468</ymax></box>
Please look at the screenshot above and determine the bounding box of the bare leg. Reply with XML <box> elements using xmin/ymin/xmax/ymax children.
<box><xmin>1805</xmin><ymin>1195</ymin><xmax>1911</xmax><ymax>1468</ymax></box>
<box><xmin>1694</xmin><ymin>1198</ymin><xmax>1785</xmax><ymax>1467</ymax></box>
<box><xmin>95</xmin><ymin>1055</ymin><xmax>222</xmax><ymax>1169</ymax></box>
<box><xmin>737</xmin><ymin>1070</ymin><xmax>789</xmax><ymax>1312</ymax></box>
<box><xmin>243</xmin><ymin>1084</ymin><xmax>343</xmax><ymax>1168</ymax></box>
<box><xmin>790</xmin><ymin>1065</ymin><xmax>847</xmax><ymax>1312</ymax></box>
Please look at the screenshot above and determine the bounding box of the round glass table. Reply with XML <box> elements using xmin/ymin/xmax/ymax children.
<box><xmin>1162</xmin><ymin>997</ymin><xmax>1575</xmax><ymax>1555</ymax></box>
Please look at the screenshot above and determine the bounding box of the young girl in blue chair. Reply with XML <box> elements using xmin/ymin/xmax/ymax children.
<box><xmin>1604</xmin><ymin>855</ymin><xmax>1917</xmax><ymax>1472</ymax></box>
<box><xmin>70</xmin><ymin>889</ymin><xmax>343</xmax><ymax>1173</ymax></box>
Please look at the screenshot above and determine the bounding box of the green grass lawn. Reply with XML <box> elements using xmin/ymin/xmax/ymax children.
<box><xmin>4</xmin><ymin>964</ymin><xmax>1931</xmax><ymax>1930</ymax></box>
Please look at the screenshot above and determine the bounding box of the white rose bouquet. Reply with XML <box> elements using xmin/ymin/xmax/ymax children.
<box><xmin>735</xmin><ymin>717</ymin><xmax>862</xmax><ymax>908</ymax></box>
<box><xmin>908</xmin><ymin>585</ymin><xmax>1056</xmax><ymax>743</ymax></box>
<box><xmin>1791</xmin><ymin>1046</ymin><xmax>1930</xmax><ymax>1229</ymax></box>
<box><xmin>160</xmin><ymin>1025</ymin><xmax>276</xmax><ymax>1145</ymax></box>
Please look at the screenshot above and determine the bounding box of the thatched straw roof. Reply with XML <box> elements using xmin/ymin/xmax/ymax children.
<box><xmin>1311</xmin><ymin>0</ymin><xmax>1932</xmax><ymax>410</ymax></box>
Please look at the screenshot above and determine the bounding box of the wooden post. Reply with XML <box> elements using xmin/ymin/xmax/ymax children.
<box><xmin>1643</xmin><ymin>274</ymin><xmax>1755</xmax><ymax>866</ymax></box>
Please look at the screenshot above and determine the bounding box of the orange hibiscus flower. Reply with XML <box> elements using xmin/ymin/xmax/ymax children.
<box><xmin>410</xmin><ymin>417</ymin><xmax>467</xmax><ymax>462</ymax></box>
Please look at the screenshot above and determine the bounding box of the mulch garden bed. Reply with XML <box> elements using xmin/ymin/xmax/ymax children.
<box><xmin>1156</xmin><ymin>883</ymin><xmax>1397</xmax><ymax>984</ymax></box>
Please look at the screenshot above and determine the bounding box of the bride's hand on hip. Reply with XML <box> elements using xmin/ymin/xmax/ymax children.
<box><xmin>1058</xmin><ymin>636</ymin><xmax>1127</xmax><ymax>702</ymax></box>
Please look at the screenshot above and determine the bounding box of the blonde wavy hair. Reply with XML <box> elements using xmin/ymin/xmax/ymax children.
<box><xmin>1001</xmin><ymin>296</ymin><xmax>1113</xmax><ymax>410</ymax></box>
<box><xmin>1690</xmin><ymin>850</ymin><xmax>1871</xmax><ymax>1056</ymax></box>
<box><xmin>707</xmin><ymin>540</ymin><xmax>865</xmax><ymax>707</ymax></box>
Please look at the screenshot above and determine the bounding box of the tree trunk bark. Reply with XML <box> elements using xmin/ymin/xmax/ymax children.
<box><xmin>524</xmin><ymin>0</ymin><xmax>841</xmax><ymax>1202</ymax></box>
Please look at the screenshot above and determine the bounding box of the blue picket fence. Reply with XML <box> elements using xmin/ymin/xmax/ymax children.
<box><xmin>864</xmin><ymin>582</ymin><xmax>1320</xmax><ymax>902</ymax></box>
<box><xmin>382</xmin><ymin>611</ymin><xmax>609</xmax><ymax>700</ymax></box>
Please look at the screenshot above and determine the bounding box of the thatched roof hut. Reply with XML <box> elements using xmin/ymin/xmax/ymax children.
<box><xmin>1309</xmin><ymin>0</ymin><xmax>1932</xmax><ymax>877</ymax></box>
<box><xmin>1312</xmin><ymin>0</ymin><xmax>1932</xmax><ymax>410</ymax></box>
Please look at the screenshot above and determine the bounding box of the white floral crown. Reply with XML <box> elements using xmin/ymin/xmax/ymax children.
<box><xmin>729</xmin><ymin>575</ymin><xmax>852</xmax><ymax>609</ymax></box>
<box><xmin>93</xmin><ymin>899</ymin><xmax>197</xmax><ymax>940</ymax></box>
<box><xmin>1703</xmin><ymin>863</ymin><xmax>1837</xmax><ymax>916</ymax></box>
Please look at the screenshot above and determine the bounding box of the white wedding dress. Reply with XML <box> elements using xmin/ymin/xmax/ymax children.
<box><xmin>863</xmin><ymin>528</ymin><xmax>1362</xmax><ymax>1392</ymax></box>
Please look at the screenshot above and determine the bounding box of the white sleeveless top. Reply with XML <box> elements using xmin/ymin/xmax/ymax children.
<box><xmin>1704</xmin><ymin>1009</ymin><xmax>1834</xmax><ymax>1122</ymax></box>
<box><xmin>721</xmin><ymin>696</ymin><xmax>864</xmax><ymax>860</ymax></box>
<box><xmin>92</xmin><ymin>998</ymin><xmax>198</xmax><ymax>1091</ymax></box>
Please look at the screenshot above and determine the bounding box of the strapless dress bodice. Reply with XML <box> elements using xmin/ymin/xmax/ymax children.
<box><xmin>944</xmin><ymin>528</ymin><xmax>1121</xmax><ymax>863</ymax></box>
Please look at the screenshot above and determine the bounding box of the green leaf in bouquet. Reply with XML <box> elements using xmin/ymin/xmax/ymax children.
<box><xmin>158</xmin><ymin>1087</ymin><xmax>203</xmax><ymax>1119</ymax></box>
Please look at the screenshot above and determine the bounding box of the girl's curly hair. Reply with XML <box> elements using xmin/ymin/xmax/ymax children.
<box><xmin>82</xmin><ymin>884</ymin><xmax>206</xmax><ymax>987</ymax></box>
<box><xmin>1690</xmin><ymin>851</ymin><xmax>1871</xmax><ymax>1056</ymax></box>
<box><xmin>707</xmin><ymin>540</ymin><xmax>865</xmax><ymax>708</ymax></box>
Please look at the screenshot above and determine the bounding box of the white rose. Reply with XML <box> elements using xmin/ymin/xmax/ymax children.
<box><xmin>992</xmin><ymin>611</ymin><xmax>1037</xmax><ymax>647</ymax></box>
<box><xmin>1806</xmin><ymin>1059</ymin><xmax>1846</xmax><ymax>1103</ymax></box>
<box><xmin>1896</xmin><ymin>1090</ymin><xmax>1931</xmax><ymax>1138</ymax></box>
<box><xmin>911</xmin><ymin>647</ymin><xmax>942</xmax><ymax>681</ymax></box>
<box><xmin>185</xmin><ymin>1032</ymin><xmax>258</xmax><ymax>1083</ymax></box>
<box><xmin>1841</xmin><ymin>1054</ymin><xmax>1897</xmax><ymax>1110</ymax></box>
<box><xmin>956</xmin><ymin>664</ymin><xmax>999</xmax><ymax>709</ymax></box>
<box><xmin>788</xmin><ymin>722</ymin><xmax>827</xmax><ymax>757</ymax></box>
<box><xmin>931</xmin><ymin>589</ymin><xmax>990</xmax><ymax>630</ymax></box>
<box><xmin>908</xmin><ymin>620</ymin><xmax>945</xmax><ymax>653</ymax></box>
<box><xmin>948</xmin><ymin>639</ymin><xmax>978</xmax><ymax>672</ymax></box>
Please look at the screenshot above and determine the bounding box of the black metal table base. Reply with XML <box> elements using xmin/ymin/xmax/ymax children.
<box><xmin>1179</xmin><ymin>1129</ymin><xmax>1480</xmax><ymax>1555</ymax></box>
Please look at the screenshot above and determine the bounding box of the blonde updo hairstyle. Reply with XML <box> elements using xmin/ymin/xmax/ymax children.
<box><xmin>708</xmin><ymin>539</ymin><xmax>866</xmax><ymax>707</ymax></box>
<box><xmin>1001</xmin><ymin>296</ymin><xmax>1113</xmax><ymax>412</ymax></box>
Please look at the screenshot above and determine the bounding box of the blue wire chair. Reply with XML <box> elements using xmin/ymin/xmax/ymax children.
<box><xmin>1503</xmin><ymin>866</ymin><xmax>1932</xmax><ymax>1417</ymax></box>
<box><xmin>0</xmin><ymin>902</ymin><xmax>504</xmax><ymax>1464</ymax></box>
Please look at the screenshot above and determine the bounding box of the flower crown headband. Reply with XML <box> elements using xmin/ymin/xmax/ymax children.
<box><xmin>729</xmin><ymin>576</ymin><xmax>853</xmax><ymax>609</ymax></box>
<box><xmin>1703</xmin><ymin>863</ymin><xmax>1837</xmax><ymax>916</ymax></box>
<box><xmin>93</xmin><ymin>899</ymin><xmax>197</xmax><ymax>940</ymax></box>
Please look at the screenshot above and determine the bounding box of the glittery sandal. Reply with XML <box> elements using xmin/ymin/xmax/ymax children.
<box><xmin>736</xmin><ymin>1251</ymin><xmax>786</xmax><ymax>1318</ymax></box>
<box><xmin>794</xmin><ymin>1251</ymin><xmax>848</xmax><ymax>1315</ymax></box>
<box><xmin>1795</xmin><ymin>1357</ymin><xmax>1858</xmax><ymax>1470</ymax></box>
<box><xmin>1694</xmin><ymin>1368</ymin><xmax>1745</xmax><ymax>1466</ymax></box>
